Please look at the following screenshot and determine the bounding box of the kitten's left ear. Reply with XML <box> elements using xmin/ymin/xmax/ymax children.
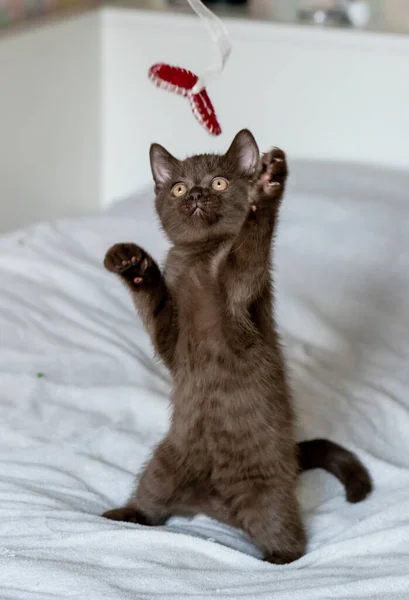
<box><xmin>225</xmin><ymin>129</ymin><xmax>259</xmax><ymax>175</ymax></box>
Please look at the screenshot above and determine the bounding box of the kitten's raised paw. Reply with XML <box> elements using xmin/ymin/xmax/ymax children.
<box><xmin>104</xmin><ymin>243</ymin><xmax>155</xmax><ymax>286</ymax></box>
<box><xmin>252</xmin><ymin>148</ymin><xmax>288</xmax><ymax>206</ymax></box>
<box><xmin>103</xmin><ymin>506</ymin><xmax>150</xmax><ymax>525</ymax></box>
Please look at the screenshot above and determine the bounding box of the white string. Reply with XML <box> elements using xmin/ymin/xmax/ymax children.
<box><xmin>186</xmin><ymin>0</ymin><xmax>232</xmax><ymax>95</ymax></box>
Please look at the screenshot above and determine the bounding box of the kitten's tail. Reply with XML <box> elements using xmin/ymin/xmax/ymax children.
<box><xmin>297</xmin><ymin>439</ymin><xmax>372</xmax><ymax>503</ymax></box>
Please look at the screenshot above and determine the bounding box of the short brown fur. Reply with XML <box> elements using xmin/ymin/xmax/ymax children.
<box><xmin>103</xmin><ymin>131</ymin><xmax>372</xmax><ymax>563</ymax></box>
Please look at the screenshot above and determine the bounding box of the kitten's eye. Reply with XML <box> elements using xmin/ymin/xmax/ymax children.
<box><xmin>171</xmin><ymin>183</ymin><xmax>187</xmax><ymax>197</ymax></box>
<box><xmin>211</xmin><ymin>177</ymin><xmax>229</xmax><ymax>191</ymax></box>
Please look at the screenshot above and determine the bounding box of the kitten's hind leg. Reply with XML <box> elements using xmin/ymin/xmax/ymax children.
<box><xmin>103</xmin><ymin>506</ymin><xmax>155</xmax><ymax>525</ymax></box>
<box><xmin>103</xmin><ymin>438</ymin><xmax>205</xmax><ymax>527</ymax></box>
<box><xmin>229</xmin><ymin>483</ymin><xmax>307</xmax><ymax>565</ymax></box>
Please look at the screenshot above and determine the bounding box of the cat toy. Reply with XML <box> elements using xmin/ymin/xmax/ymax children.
<box><xmin>148</xmin><ymin>0</ymin><xmax>231</xmax><ymax>136</ymax></box>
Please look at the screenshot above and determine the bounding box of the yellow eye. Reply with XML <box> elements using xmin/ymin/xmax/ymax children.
<box><xmin>212</xmin><ymin>177</ymin><xmax>229</xmax><ymax>191</ymax></box>
<box><xmin>171</xmin><ymin>183</ymin><xmax>187</xmax><ymax>197</ymax></box>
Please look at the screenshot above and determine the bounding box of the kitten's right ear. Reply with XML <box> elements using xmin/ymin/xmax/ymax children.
<box><xmin>150</xmin><ymin>143</ymin><xmax>178</xmax><ymax>188</ymax></box>
<box><xmin>225</xmin><ymin>129</ymin><xmax>260</xmax><ymax>175</ymax></box>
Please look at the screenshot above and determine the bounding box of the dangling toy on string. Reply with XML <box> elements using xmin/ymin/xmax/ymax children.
<box><xmin>148</xmin><ymin>0</ymin><xmax>231</xmax><ymax>136</ymax></box>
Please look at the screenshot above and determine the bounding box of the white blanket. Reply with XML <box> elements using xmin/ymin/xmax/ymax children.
<box><xmin>1</xmin><ymin>161</ymin><xmax>409</xmax><ymax>599</ymax></box>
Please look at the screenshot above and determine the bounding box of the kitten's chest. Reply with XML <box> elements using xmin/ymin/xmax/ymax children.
<box><xmin>166</xmin><ymin>258</ymin><xmax>223</xmax><ymax>348</ymax></box>
<box><xmin>176</xmin><ymin>266</ymin><xmax>219</xmax><ymax>328</ymax></box>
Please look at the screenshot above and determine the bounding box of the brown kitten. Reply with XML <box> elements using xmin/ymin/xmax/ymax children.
<box><xmin>103</xmin><ymin>131</ymin><xmax>372</xmax><ymax>564</ymax></box>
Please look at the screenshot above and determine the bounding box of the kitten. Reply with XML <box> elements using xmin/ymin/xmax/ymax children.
<box><xmin>103</xmin><ymin>130</ymin><xmax>372</xmax><ymax>564</ymax></box>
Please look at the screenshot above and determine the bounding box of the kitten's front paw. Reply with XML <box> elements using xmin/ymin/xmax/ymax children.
<box><xmin>251</xmin><ymin>148</ymin><xmax>288</xmax><ymax>209</ymax></box>
<box><xmin>104</xmin><ymin>243</ymin><xmax>156</xmax><ymax>286</ymax></box>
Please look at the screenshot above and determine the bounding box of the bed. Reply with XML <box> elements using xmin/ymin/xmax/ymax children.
<box><xmin>1</xmin><ymin>159</ymin><xmax>409</xmax><ymax>599</ymax></box>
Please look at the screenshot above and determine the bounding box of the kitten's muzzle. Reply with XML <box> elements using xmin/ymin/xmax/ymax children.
<box><xmin>187</xmin><ymin>186</ymin><xmax>209</xmax><ymax>216</ymax></box>
<box><xmin>189</xmin><ymin>187</ymin><xmax>207</xmax><ymax>203</ymax></box>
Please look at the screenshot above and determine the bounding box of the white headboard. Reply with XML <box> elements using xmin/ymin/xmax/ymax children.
<box><xmin>1</xmin><ymin>6</ymin><xmax>409</xmax><ymax>232</ymax></box>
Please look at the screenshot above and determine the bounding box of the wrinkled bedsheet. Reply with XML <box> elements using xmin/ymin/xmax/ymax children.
<box><xmin>1</xmin><ymin>162</ymin><xmax>409</xmax><ymax>599</ymax></box>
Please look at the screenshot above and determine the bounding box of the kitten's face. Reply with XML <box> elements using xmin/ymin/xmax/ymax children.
<box><xmin>150</xmin><ymin>130</ymin><xmax>260</xmax><ymax>245</ymax></box>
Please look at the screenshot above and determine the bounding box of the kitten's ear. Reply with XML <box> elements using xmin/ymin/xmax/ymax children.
<box><xmin>225</xmin><ymin>129</ymin><xmax>259</xmax><ymax>175</ymax></box>
<box><xmin>150</xmin><ymin>143</ymin><xmax>178</xmax><ymax>187</ymax></box>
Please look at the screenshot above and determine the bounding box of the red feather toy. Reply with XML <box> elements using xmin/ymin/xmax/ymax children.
<box><xmin>148</xmin><ymin>64</ymin><xmax>222</xmax><ymax>136</ymax></box>
<box><xmin>148</xmin><ymin>0</ymin><xmax>231</xmax><ymax>137</ymax></box>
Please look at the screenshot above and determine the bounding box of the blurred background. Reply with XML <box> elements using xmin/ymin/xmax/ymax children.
<box><xmin>3</xmin><ymin>1</ymin><xmax>409</xmax><ymax>33</ymax></box>
<box><xmin>1</xmin><ymin>0</ymin><xmax>409</xmax><ymax>232</ymax></box>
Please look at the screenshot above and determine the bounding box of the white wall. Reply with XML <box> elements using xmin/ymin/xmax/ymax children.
<box><xmin>0</xmin><ymin>13</ymin><xmax>102</xmax><ymax>232</ymax></box>
<box><xmin>102</xmin><ymin>7</ymin><xmax>409</xmax><ymax>207</ymax></box>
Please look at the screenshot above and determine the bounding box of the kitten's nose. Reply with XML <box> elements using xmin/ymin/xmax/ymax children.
<box><xmin>189</xmin><ymin>187</ymin><xmax>204</xmax><ymax>203</ymax></box>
